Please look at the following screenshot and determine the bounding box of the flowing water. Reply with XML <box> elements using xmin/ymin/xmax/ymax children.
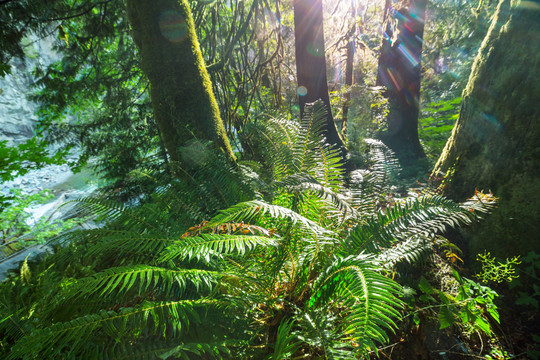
<box><xmin>0</xmin><ymin>163</ymin><xmax>98</xmax><ymax>280</ymax></box>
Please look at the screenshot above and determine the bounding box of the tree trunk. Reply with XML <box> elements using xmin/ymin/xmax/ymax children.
<box><xmin>432</xmin><ymin>0</ymin><xmax>540</xmax><ymax>256</ymax></box>
<box><xmin>341</xmin><ymin>0</ymin><xmax>357</xmax><ymax>140</ymax></box>
<box><xmin>293</xmin><ymin>0</ymin><xmax>346</xmax><ymax>155</ymax></box>
<box><xmin>376</xmin><ymin>0</ymin><xmax>427</xmax><ymax>166</ymax></box>
<box><xmin>126</xmin><ymin>0</ymin><xmax>235</xmax><ymax>166</ymax></box>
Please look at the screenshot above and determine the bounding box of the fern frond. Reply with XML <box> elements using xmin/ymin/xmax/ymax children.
<box><xmin>309</xmin><ymin>255</ymin><xmax>402</xmax><ymax>355</ymax></box>
<box><xmin>293</xmin><ymin>100</ymin><xmax>344</xmax><ymax>183</ymax></box>
<box><xmin>70</xmin><ymin>197</ymin><xmax>158</xmax><ymax>230</ymax></box>
<box><xmin>53</xmin><ymin>266</ymin><xmax>219</xmax><ymax>307</ymax></box>
<box><xmin>460</xmin><ymin>189</ymin><xmax>497</xmax><ymax>214</ymax></box>
<box><xmin>314</xmin><ymin>141</ymin><xmax>345</xmax><ymax>190</ymax></box>
<box><xmin>152</xmin><ymin>183</ymin><xmax>206</xmax><ymax>224</ymax></box>
<box><xmin>293</xmin><ymin>101</ymin><xmax>327</xmax><ymax>173</ymax></box>
<box><xmin>0</xmin><ymin>308</ymin><xmax>29</xmax><ymax>344</ymax></box>
<box><xmin>9</xmin><ymin>299</ymin><xmax>226</xmax><ymax>359</ymax></box>
<box><xmin>345</xmin><ymin>195</ymin><xmax>492</xmax><ymax>254</ymax></box>
<box><xmin>265</xmin><ymin>318</ymin><xmax>302</xmax><ymax>360</ymax></box>
<box><xmin>295</xmin><ymin>309</ymin><xmax>354</xmax><ymax>360</ymax></box>
<box><xmin>107</xmin><ymin>339</ymin><xmax>236</xmax><ymax>359</ymax></box>
<box><xmin>85</xmin><ymin>234</ymin><xmax>176</xmax><ymax>263</ymax></box>
<box><xmin>159</xmin><ymin>234</ymin><xmax>279</xmax><ymax>263</ymax></box>
<box><xmin>376</xmin><ymin>236</ymin><xmax>439</xmax><ymax>270</ymax></box>
<box><xmin>252</xmin><ymin>117</ymin><xmax>297</xmax><ymax>179</ymax></box>
<box><xmin>274</xmin><ymin>174</ymin><xmax>355</xmax><ymax>217</ymax></box>
<box><xmin>208</xmin><ymin>200</ymin><xmax>335</xmax><ymax>237</ymax></box>
<box><xmin>363</xmin><ymin>138</ymin><xmax>400</xmax><ymax>188</ymax></box>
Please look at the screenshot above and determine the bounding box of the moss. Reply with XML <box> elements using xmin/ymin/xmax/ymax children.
<box><xmin>126</xmin><ymin>0</ymin><xmax>235</xmax><ymax>165</ymax></box>
<box><xmin>467</xmin><ymin>175</ymin><xmax>540</xmax><ymax>258</ymax></box>
<box><xmin>432</xmin><ymin>0</ymin><xmax>540</xmax><ymax>256</ymax></box>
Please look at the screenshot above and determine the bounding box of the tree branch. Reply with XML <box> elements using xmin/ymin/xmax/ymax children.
<box><xmin>30</xmin><ymin>0</ymin><xmax>112</xmax><ymax>22</ymax></box>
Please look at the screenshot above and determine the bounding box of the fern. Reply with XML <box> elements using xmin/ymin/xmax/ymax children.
<box><xmin>207</xmin><ymin>200</ymin><xmax>335</xmax><ymax>238</ymax></box>
<box><xmin>295</xmin><ymin>310</ymin><xmax>352</xmax><ymax>359</ymax></box>
<box><xmin>344</xmin><ymin>195</ymin><xmax>494</xmax><ymax>255</ymax></box>
<box><xmin>245</xmin><ymin>101</ymin><xmax>344</xmax><ymax>190</ymax></box>
<box><xmin>52</xmin><ymin>266</ymin><xmax>220</xmax><ymax>306</ymax></box>
<box><xmin>309</xmin><ymin>255</ymin><xmax>402</xmax><ymax>355</ymax></box>
<box><xmin>362</xmin><ymin>138</ymin><xmax>401</xmax><ymax>190</ymax></box>
<box><xmin>265</xmin><ymin>319</ymin><xmax>302</xmax><ymax>360</ymax></box>
<box><xmin>159</xmin><ymin>234</ymin><xmax>279</xmax><ymax>263</ymax></box>
<box><xmin>9</xmin><ymin>299</ymin><xmax>230</xmax><ymax>359</ymax></box>
<box><xmin>377</xmin><ymin>236</ymin><xmax>437</xmax><ymax>270</ymax></box>
<box><xmin>274</xmin><ymin>173</ymin><xmax>355</xmax><ymax>217</ymax></box>
<box><xmin>104</xmin><ymin>339</ymin><xmax>234</xmax><ymax>360</ymax></box>
<box><xmin>71</xmin><ymin>197</ymin><xmax>158</xmax><ymax>231</ymax></box>
<box><xmin>0</xmin><ymin>106</ymin><xmax>498</xmax><ymax>359</ymax></box>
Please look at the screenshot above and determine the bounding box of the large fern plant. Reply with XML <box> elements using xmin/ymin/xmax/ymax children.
<box><xmin>0</xmin><ymin>103</ymin><xmax>495</xmax><ymax>359</ymax></box>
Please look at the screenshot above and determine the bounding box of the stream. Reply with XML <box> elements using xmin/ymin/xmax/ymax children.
<box><xmin>0</xmin><ymin>163</ymin><xmax>98</xmax><ymax>280</ymax></box>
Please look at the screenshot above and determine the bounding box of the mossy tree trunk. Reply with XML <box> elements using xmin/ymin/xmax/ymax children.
<box><xmin>126</xmin><ymin>0</ymin><xmax>235</xmax><ymax>167</ymax></box>
<box><xmin>293</xmin><ymin>0</ymin><xmax>346</xmax><ymax>158</ymax></box>
<box><xmin>433</xmin><ymin>0</ymin><xmax>540</xmax><ymax>256</ymax></box>
<box><xmin>376</xmin><ymin>0</ymin><xmax>427</xmax><ymax>167</ymax></box>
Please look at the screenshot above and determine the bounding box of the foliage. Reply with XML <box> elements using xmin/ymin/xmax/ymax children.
<box><xmin>0</xmin><ymin>0</ymin><xmax>531</xmax><ymax>356</ymax></box>
<box><xmin>509</xmin><ymin>251</ymin><xmax>540</xmax><ymax>311</ymax></box>
<box><xmin>0</xmin><ymin>103</ymin><xmax>497</xmax><ymax>359</ymax></box>
<box><xmin>0</xmin><ymin>0</ymin><xmax>287</xmax><ymax>193</ymax></box>
<box><xmin>418</xmin><ymin>97</ymin><xmax>461</xmax><ymax>163</ymax></box>
<box><xmin>0</xmin><ymin>189</ymin><xmax>53</xmax><ymax>244</ymax></box>
<box><xmin>421</xmin><ymin>0</ymin><xmax>497</xmax><ymax>103</ymax></box>
<box><xmin>0</xmin><ymin>139</ymin><xmax>68</xmax><ymax>183</ymax></box>
<box><xmin>0</xmin><ymin>139</ymin><xmax>68</xmax><ymax>209</ymax></box>
<box><xmin>331</xmin><ymin>84</ymin><xmax>389</xmax><ymax>151</ymax></box>
<box><xmin>29</xmin><ymin>0</ymin><xmax>161</xmax><ymax>189</ymax></box>
<box><xmin>476</xmin><ymin>251</ymin><xmax>521</xmax><ymax>284</ymax></box>
<box><xmin>0</xmin><ymin>189</ymin><xmax>84</xmax><ymax>258</ymax></box>
<box><xmin>450</xmin><ymin>269</ymin><xmax>500</xmax><ymax>336</ymax></box>
<box><xmin>414</xmin><ymin>268</ymin><xmax>500</xmax><ymax>337</ymax></box>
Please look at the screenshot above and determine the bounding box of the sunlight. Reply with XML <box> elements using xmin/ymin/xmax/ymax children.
<box><xmin>2</xmin><ymin>0</ymin><xmax>538</xmax><ymax>357</ymax></box>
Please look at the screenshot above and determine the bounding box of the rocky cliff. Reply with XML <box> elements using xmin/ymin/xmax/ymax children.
<box><xmin>0</xmin><ymin>35</ymin><xmax>59</xmax><ymax>146</ymax></box>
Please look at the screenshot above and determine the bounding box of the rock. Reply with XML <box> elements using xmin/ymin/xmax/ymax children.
<box><xmin>0</xmin><ymin>34</ymin><xmax>60</xmax><ymax>145</ymax></box>
<box><xmin>0</xmin><ymin>245</ymin><xmax>53</xmax><ymax>283</ymax></box>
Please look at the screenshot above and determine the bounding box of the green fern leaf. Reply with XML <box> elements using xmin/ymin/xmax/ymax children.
<box><xmin>159</xmin><ymin>234</ymin><xmax>279</xmax><ymax>263</ymax></box>
<box><xmin>9</xmin><ymin>299</ymin><xmax>226</xmax><ymax>359</ymax></box>
<box><xmin>309</xmin><ymin>255</ymin><xmax>402</xmax><ymax>356</ymax></box>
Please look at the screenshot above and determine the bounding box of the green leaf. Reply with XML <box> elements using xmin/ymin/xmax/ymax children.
<box><xmin>418</xmin><ymin>276</ymin><xmax>434</xmax><ymax>295</ymax></box>
<box><xmin>486</xmin><ymin>305</ymin><xmax>500</xmax><ymax>324</ymax></box>
<box><xmin>451</xmin><ymin>268</ymin><xmax>462</xmax><ymax>283</ymax></box>
<box><xmin>474</xmin><ymin>315</ymin><xmax>491</xmax><ymax>335</ymax></box>
<box><xmin>0</xmin><ymin>314</ymin><xmax>13</xmax><ymax>325</ymax></box>
<box><xmin>419</xmin><ymin>294</ymin><xmax>436</xmax><ymax>303</ymax></box>
<box><xmin>0</xmin><ymin>62</ymin><xmax>10</xmax><ymax>77</ymax></box>
<box><xmin>266</xmin><ymin>319</ymin><xmax>302</xmax><ymax>360</ymax></box>
<box><xmin>439</xmin><ymin>306</ymin><xmax>455</xmax><ymax>329</ymax></box>
<box><xmin>413</xmin><ymin>313</ymin><xmax>421</xmax><ymax>326</ymax></box>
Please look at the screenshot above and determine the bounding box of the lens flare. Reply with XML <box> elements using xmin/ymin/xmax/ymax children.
<box><xmin>386</xmin><ymin>68</ymin><xmax>403</xmax><ymax>91</ymax></box>
<box><xmin>159</xmin><ymin>10</ymin><xmax>187</xmax><ymax>43</ymax></box>
<box><xmin>307</xmin><ymin>41</ymin><xmax>324</xmax><ymax>57</ymax></box>
<box><xmin>397</xmin><ymin>43</ymin><xmax>419</xmax><ymax>68</ymax></box>
<box><xmin>519</xmin><ymin>0</ymin><xmax>540</xmax><ymax>9</ymax></box>
<box><xmin>297</xmin><ymin>86</ymin><xmax>308</xmax><ymax>96</ymax></box>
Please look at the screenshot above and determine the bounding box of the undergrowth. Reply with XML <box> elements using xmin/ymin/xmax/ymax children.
<box><xmin>0</xmin><ymin>102</ymin><xmax>497</xmax><ymax>359</ymax></box>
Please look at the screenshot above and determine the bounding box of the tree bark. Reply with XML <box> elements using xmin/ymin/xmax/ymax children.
<box><xmin>293</xmin><ymin>0</ymin><xmax>346</xmax><ymax>155</ymax></box>
<box><xmin>433</xmin><ymin>0</ymin><xmax>540</xmax><ymax>256</ymax></box>
<box><xmin>126</xmin><ymin>0</ymin><xmax>235</xmax><ymax>166</ymax></box>
<box><xmin>376</xmin><ymin>0</ymin><xmax>427</xmax><ymax>166</ymax></box>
